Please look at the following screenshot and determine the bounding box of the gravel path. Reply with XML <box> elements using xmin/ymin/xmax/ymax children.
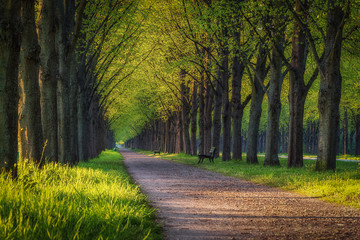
<box><xmin>120</xmin><ymin>149</ymin><xmax>360</xmax><ymax>240</ymax></box>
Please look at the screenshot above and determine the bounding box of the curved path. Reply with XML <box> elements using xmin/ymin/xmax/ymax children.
<box><xmin>121</xmin><ymin>149</ymin><xmax>360</xmax><ymax>239</ymax></box>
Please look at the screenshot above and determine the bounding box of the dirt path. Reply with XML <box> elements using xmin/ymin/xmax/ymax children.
<box><xmin>120</xmin><ymin>149</ymin><xmax>360</xmax><ymax>240</ymax></box>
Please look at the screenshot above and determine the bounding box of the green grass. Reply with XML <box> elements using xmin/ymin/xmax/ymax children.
<box><xmin>135</xmin><ymin>150</ymin><xmax>360</xmax><ymax>209</ymax></box>
<box><xmin>0</xmin><ymin>150</ymin><xmax>162</xmax><ymax>240</ymax></box>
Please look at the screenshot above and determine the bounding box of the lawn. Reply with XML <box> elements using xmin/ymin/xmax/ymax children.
<box><xmin>0</xmin><ymin>150</ymin><xmax>162</xmax><ymax>240</ymax></box>
<box><xmin>135</xmin><ymin>149</ymin><xmax>360</xmax><ymax>209</ymax></box>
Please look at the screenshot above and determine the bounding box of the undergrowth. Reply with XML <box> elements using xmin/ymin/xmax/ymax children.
<box><xmin>135</xmin><ymin>149</ymin><xmax>360</xmax><ymax>209</ymax></box>
<box><xmin>0</xmin><ymin>150</ymin><xmax>162</xmax><ymax>240</ymax></box>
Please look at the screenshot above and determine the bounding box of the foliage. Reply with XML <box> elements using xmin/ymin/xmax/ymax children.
<box><xmin>0</xmin><ymin>150</ymin><xmax>162</xmax><ymax>240</ymax></box>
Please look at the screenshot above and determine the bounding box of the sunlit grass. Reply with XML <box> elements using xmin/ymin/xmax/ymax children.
<box><xmin>135</xmin><ymin>149</ymin><xmax>360</xmax><ymax>209</ymax></box>
<box><xmin>0</xmin><ymin>150</ymin><xmax>162</xmax><ymax>240</ymax></box>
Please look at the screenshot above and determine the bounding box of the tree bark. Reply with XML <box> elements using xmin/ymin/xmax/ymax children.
<box><xmin>316</xmin><ymin>1</ymin><xmax>345</xmax><ymax>171</ymax></box>
<box><xmin>212</xmin><ymin>69</ymin><xmax>222</xmax><ymax>159</ymax></box>
<box><xmin>343</xmin><ymin>108</ymin><xmax>348</xmax><ymax>155</ymax></box>
<box><xmin>18</xmin><ymin>0</ymin><xmax>44</xmax><ymax>165</ymax></box>
<box><xmin>198</xmin><ymin>72</ymin><xmax>205</xmax><ymax>155</ymax></box>
<box><xmin>355</xmin><ymin>116</ymin><xmax>360</xmax><ymax>156</ymax></box>
<box><xmin>204</xmin><ymin>53</ymin><xmax>213</xmax><ymax>154</ymax></box>
<box><xmin>246</xmin><ymin>46</ymin><xmax>267</xmax><ymax>164</ymax></box>
<box><xmin>264</xmin><ymin>32</ymin><xmax>284</xmax><ymax>167</ymax></box>
<box><xmin>287</xmin><ymin>0</ymin><xmax>308</xmax><ymax>168</ymax></box>
<box><xmin>55</xmin><ymin>0</ymin><xmax>86</xmax><ymax>164</ymax></box>
<box><xmin>38</xmin><ymin>0</ymin><xmax>59</xmax><ymax>162</ymax></box>
<box><xmin>190</xmin><ymin>78</ymin><xmax>198</xmax><ymax>155</ymax></box>
<box><xmin>231</xmin><ymin>31</ymin><xmax>246</xmax><ymax>160</ymax></box>
<box><xmin>0</xmin><ymin>1</ymin><xmax>21</xmax><ymax>176</ymax></box>
<box><xmin>55</xmin><ymin>0</ymin><xmax>72</xmax><ymax>164</ymax></box>
<box><xmin>181</xmin><ymin>71</ymin><xmax>191</xmax><ymax>154</ymax></box>
<box><xmin>175</xmin><ymin>110</ymin><xmax>183</xmax><ymax>153</ymax></box>
<box><xmin>70</xmin><ymin>57</ymin><xmax>79</xmax><ymax>164</ymax></box>
<box><xmin>221</xmin><ymin>40</ymin><xmax>231</xmax><ymax>161</ymax></box>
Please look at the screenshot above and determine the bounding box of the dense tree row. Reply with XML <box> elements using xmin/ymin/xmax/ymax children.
<box><xmin>123</xmin><ymin>0</ymin><xmax>360</xmax><ymax>171</ymax></box>
<box><xmin>0</xmin><ymin>0</ymin><xmax>143</xmax><ymax>176</ymax></box>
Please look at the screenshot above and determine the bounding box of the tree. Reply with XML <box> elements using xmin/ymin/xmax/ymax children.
<box><xmin>264</xmin><ymin>1</ymin><xmax>287</xmax><ymax>166</ymax></box>
<box><xmin>0</xmin><ymin>1</ymin><xmax>22</xmax><ymax>177</ymax></box>
<box><xmin>315</xmin><ymin>0</ymin><xmax>349</xmax><ymax>171</ymax></box>
<box><xmin>246</xmin><ymin>44</ymin><xmax>268</xmax><ymax>164</ymax></box>
<box><xmin>38</xmin><ymin>0</ymin><xmax>59</xmax><ymax>163</ymax></box>
<box><xmin>18</xmin><ymin>0</ymin><xmax>44</xmax><ymax>165</ymax></box>
<box><xmin>55</xmin><ymin>0</ymin><xmax>87</xmax><ymax>164</ymax></box>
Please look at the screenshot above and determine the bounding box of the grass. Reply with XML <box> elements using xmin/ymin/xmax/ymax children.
<box><xmin>135</xmin><ymin>149</ymin><xmax>360</xmax><ymax>209</ymax></box>
<box><xmin>0</xmin><ymin>150</ymin><xmax>162</xmax><ymax>240</ymax></box>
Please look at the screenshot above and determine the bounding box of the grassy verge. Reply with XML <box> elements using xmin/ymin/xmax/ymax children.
<box><xmin>135</xmin><ymin>149</ymin><xmax>360</xmax><ymax>209</ymax></box>
<box><xmin>0</xmin><ymin>150</ymin><xmax>162</xmax><ymax>240</ymax></box>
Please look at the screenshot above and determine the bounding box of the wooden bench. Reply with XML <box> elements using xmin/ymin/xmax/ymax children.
<box><xmin>198</xmin><ymin>147</ymin><xmax>216</xmax><ymax>164</ymax></box>
<box><xmin>154</xmin><ymin>149</ymin><xmax>161</xmax><ymax>155</ymax></box>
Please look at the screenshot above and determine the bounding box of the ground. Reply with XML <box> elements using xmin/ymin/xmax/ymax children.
<box><xmin>121</xmin><ymin>149</ymin><xmax>360</xmax><ymax>240</ymax></box>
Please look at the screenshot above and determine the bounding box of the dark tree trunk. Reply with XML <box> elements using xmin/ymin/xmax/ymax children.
<box><xmin>355</xmin><ymin>116</ymin><xmax>360</xmax><ymax>156</ymax></box>
<box><xmin>264</xmin><ymin>34</ymin><xmax>284</xmax><ymax>166</ymax></box>
<box><xmin>38</xmin><ymin>0</ymin><xmax>59</xmax><ymax>163</ymax></box>
<box><xmin>204</xmin><ymin>66</ymin><xmax>213</xmax><ymax>153</ymax></box>
<box><xmin>231</xmin><ymin>31</ymin><xmax>246</xmax><ymax>160</ymax></box>
<box><xmin>221</xmin><ymin>41</ymin><xmax>231</xmax><ymax>161</ymax></box>
<box><xmin>18</xmin><ymin>0</ymin><xmax>44</xmax><ymax>164</ymax></box>
<box><xmin>212</xmin><ymin>69</ymin><xmax>222</xmax><ymax>159</ymax></box>
<box><xmin>77</xmin><ymin>87</ymin><xmax>88</xmax><ymax>161</ymax></box>
<box><xmin>343</xmin><ymin>108</ymin><xmax>348</xmax><ymax>155</ymax></box>
<box><xmin>287</xmin><ymin>0</ymin><xmax>308</xmax><ymax>168</ymax></box>
<box><xmin>190</xmin><ymin>78</ymin><xmax>198</xmax><ymax>155</ymax></box>
<box><xmin>181</xmin><ymin>75</ymin><xmax>191</xmax><ymax>154</ymax></box>
<box><xmin>0</xmin><ymin>1</ymin><xmax>21</xmax><ymax>176</ymax></box>
<box><xmin>55</xmin><ymin>0</ymin><xmax>73</xmax><ymax>164</ymax></box>
<box><xmin>316</xmin><ymin>2</ymin><xmax>345</xmax><ymax>171</ymax></box>
<box><xmin>70</xmin><ymin>57</ymin><xmax>79</xmax><ymax>164</ymax></box>
<box><xmin>55</xmin><ymin>0</ymin><xmax>86</xmax><ymax>164</ymax></box>
<box><xmin>246</xmin><ymin>45</ymin><xmax>267</xmax><ymax>164</ymax></box>
<box><xmin>175</xmin><ymin>110</ymin><xmax>183</xmax><ymax>153</ymax></box>
<box><xmin>198</xmin><ymin>72</ymin><xmax>205</xmax><ymax>155</ymax></box>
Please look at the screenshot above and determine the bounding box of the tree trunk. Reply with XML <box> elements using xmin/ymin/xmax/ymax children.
<box><xmin>0</xmin><ymin>1</ymin><xmax>21</xmax><ymax>176</ymax></box>
<box><xmin>316</xmin><ymin>2</ymin><xmax>345</xmax><ymax>171</ymax></box>
<box><xmin>198</xmin><ymin>72</ymin><xmax>205</xmax><ymax>155</ymax></box>
<box><xmin>212</xmin><ymin>69</ymin><xmax>222</xmax><ymax>159</ymax></box>
<box><xmin>264</xmin><ymin>33</ymin><xmax>284</xmax><ymax>166</ymax></box>
<box><xmin>204</xmin><ymin>62</ymin><xmax>213</xmax><ymax>153</ymax></box>
<box><xmin>221</xmin><ymin>42</ymin><xmax>231</xmax><ymax>161</ymax></box>
<box><xmin>355</xmin><ymin>116</ymin><xmax>360</xmax><ymax>156</ymax></box>
<box><xmin>231</xmin><ymin>31</ymin><xmax>246</xmax><ymax>160</ymax></box>
<box><xmin>246</xmin><ymin>45</ymin><xmax>267</xmax><ymax>164</ymax></box>
<box><xmin>287</xmin><ymin>72</ymin><xmax>306</xmax><ymax>167</ymax></box>
<box><xmin>38</xmin><ymin>0</ymin><xmax>59</xmax><ymax>163</ymax></box>
<box><xmin>343</xmin><ymin>108</ymin><xmax>348</xmax><ymax>155</ymax></box>
<box><xmin>55</xmin><ymin>0</ymin><xmax>72</xmax><ymax>164</ymax></box>
<box><xmin>181</xmin><ymin>72</ymin><xmax>191</xmax><ymax>154</ymax></box>
<box><xmin>70</xmin><ymin>57</ymin><xmax>79</xmax><ymax>164</ymax></box>
<box><xmin>287</xmin><ymin>0</ymin><xmax>308</xmax><ymax>168</ymax></box>
<box><xmin>190</xmin><ymin>78</ymin><xmax>198</xmax><ymax>155</ymax></box>
<box><xmin>18</xmin><ymin>0</ymin><xmax>44</xmax><ymax>164</ymax></box>
<box><xmin>175</xmin><ymin>110</ymin><xmax>183</xmax><ymax>153</ymax></box>
<box><xmin>77</xmin><ymin>87</ymin><xmax>88</xmax><ymax>161</ymax></box>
